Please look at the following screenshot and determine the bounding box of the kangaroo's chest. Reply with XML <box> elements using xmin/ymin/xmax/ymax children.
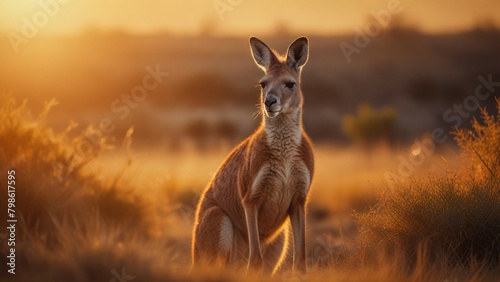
<box><xmin>249</xmin><ymin>126</ymin><xmax>311</xmax><ymax>237</ymax></box>
<box><xmin>255</xmin><ymin>154</ymin><xmax>311</xmax><ymax>237</ymax></box>
<box><xmin>268</xmin><ymin>157</ymin><xmax>305</xmax><ymax>193</ymax></box>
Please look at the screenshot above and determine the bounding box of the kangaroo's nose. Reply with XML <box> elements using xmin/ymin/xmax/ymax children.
<box><xmin>265</xmin><ymin>96</ymin><xmax>277</xmax><ymax>108</ymax></box>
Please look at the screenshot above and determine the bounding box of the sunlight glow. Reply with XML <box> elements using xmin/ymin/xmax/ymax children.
<box><xmin>411</xmin><ymin>147</ymin><xmax>422</xmax><ymax>157</ymax></box>
<box><xmin>1</xmin><ymin>0</ymin><xmax>499</xmax><ymax>36</ymax></box>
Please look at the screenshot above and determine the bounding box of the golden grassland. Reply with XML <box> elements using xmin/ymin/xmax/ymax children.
<box><xmin>1</xmin><ymin>95</ymin><xmax>500</xmax><ymax>281</ymax></box>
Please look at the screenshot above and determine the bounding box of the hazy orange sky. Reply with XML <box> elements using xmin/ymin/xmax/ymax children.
<box><xmin>1</xmin><ymin>0</ymin><xmax>499</xmax><ymax>36</ymax></box>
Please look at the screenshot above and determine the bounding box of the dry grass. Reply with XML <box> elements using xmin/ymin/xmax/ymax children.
<box><xmin>0</xmin><ymin>96</ymin><xmax>156</xmax><ymax>239</ymax></box>
<box><xmin>357</xmin><ymin>100</ymin><xmax>500</xmax><ymax>277</ymax></box>
<box><xmin>2</xmin><ymin>95</ymin><xmax>500</xmax><ymax>281</ymax></box>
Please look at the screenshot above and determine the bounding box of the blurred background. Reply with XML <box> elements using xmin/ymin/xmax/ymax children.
<box><xmin>1</xmin><ymin>0</ymin><xmax>500</xmax><ymax>149</ymax></box>
<box><xmin>1</xmin><ymin>1</ymin><xmax>500</xmax><ymax>280</ymax></box>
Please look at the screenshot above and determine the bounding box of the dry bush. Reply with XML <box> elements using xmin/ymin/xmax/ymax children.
<box><xmin>13</xmin><ymin>217</ymin><xmax>179</xmax><ymax>282</ymax></box>
<box><xmin>0</xmin><ymin>95</ymin><xmax>154</xmax><ymax>241</ymax></box>
<box><xmin>356</xmin><ymin>100</ymin><xmax>500</xmax><ymax>272</ymax></box>
<box><xmin>455</xmin><ymin>99</ymin><xmax>500</xmax><ymax>181</ymax></box>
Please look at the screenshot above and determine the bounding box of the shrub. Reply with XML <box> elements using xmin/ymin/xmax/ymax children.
<box><xmin>356</xmin><ymin>99</ymin><xmax>500</xmax><ymax>268</ymax></box>
<box><xmin>455</xmin><ymin>100</ymin><xmax>500</xmax><ymax>181</ymax></box>
<box><xmin>342</xmin><ymin>104</ymin><xmax>396</xmax><ymax>147</ymax></box>
<box><xmin>0</xmin><ymin>95</ymin><xmax>154</xmax><ymax>241</ymax></box>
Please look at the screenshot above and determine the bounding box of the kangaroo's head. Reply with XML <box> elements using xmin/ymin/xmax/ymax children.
<box><xmin>249</xmin><ymin>37</ymin><xmax>309</xmax><ymax>118</ymax></box>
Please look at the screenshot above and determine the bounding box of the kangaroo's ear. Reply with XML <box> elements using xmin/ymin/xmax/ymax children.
<box><xmin>249</xmin><ymin>37</ymin><xmax>279</xmax><ymax>72</ymax></box>
<box><xmin>286</xmin><ymin>37</ymin><xmax>309</xmax><ymax>72</ymax></box>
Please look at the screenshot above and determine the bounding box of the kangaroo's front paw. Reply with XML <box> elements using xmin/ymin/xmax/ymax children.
<box><xmin>246</xmin><ymin>254</ymin><xmax>264</xmax><ymax>275</ymax></box>
<box><xmin>293</xmin><ymin>265</ymin><xmax>308</xmax><ymax>280</ymax></box>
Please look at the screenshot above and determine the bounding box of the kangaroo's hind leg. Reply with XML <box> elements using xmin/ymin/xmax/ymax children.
<box><xmin>192</xmin><ymin>205</ymin><xmax>234</xmax><ymax>267</ymax></box>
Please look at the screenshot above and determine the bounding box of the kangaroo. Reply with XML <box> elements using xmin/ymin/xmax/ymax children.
<box><xmin>191</xmin><ymin>37</ymin><xmax>314</xmax><ymax>275</ymax></box>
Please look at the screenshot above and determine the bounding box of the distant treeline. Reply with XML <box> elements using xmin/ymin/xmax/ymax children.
<box><xmin>1</xmin><ymin>27</ymin><xmax>499</xmax><ymax>146</ymax></box>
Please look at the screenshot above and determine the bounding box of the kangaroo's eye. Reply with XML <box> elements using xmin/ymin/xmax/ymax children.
<box><xmin>285</xmin><ymin>82</ymin><xmax>296</xmax><ymax>90</ymax></box>
<box><xmin>259</xmin><ymin>82</ymin><xmax>267</xmax><ymax>89</ymax></box>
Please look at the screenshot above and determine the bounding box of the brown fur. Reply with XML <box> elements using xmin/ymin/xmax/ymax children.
<box><xmin>191</xmin><ymin>37</ymin><xmax>314</xmax><ymax>275</ymax></box>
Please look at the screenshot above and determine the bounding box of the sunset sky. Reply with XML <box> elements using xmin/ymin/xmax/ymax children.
<box><xmin>1</xmin><ymin>0</ymin><xmax>499</xmax><ymax>36</ymax></box>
